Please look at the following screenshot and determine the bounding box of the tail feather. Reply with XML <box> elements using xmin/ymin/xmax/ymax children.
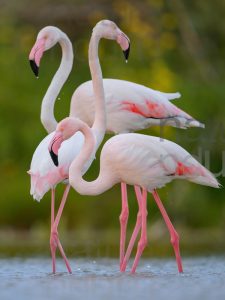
<box><xmin>189</xmin><ymin>167</ymin><xmax>220</xmax><ymax>189</ymax></box>
<box><xmin>187</xmin><ymin>119</ymin><xmax>205</xmax><ymax>129</ymax></box>
<box><xmin>170</xmin><ymin>117</ymin><xmax>205</xmax><ymax>129</ymax></box>
<box><xmin>143</xmin><ymin>116</ymin><xmax>205</xmax><ymax>130</ymax></box>
<box><xmin>158</xmin><ymin>91</ymin><xmax>181</xmax><ymax>101</ymax></box>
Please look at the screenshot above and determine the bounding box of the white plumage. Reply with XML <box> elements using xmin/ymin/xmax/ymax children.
<box><xmin>97</xmin><ymin>133</ymin><xmax>219</xmax><ymax>192</ymax></box>
<box><xmin>50</xmin><ymin>118</ymin><xmax>219</xmax><ymax>273</ymax></box>
<box><xmin>70</xmin><ymin>79</ymin><xmax>204</xmax><ymax>133</ymax></box>
<box><xmin>29</xmin><ymin>132</ymin><xmax>84</xmax><ymax>201</ymax></box>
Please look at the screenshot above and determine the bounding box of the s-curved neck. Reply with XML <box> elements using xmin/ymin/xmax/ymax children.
<box><xmin>89</xmin><ymin>32</ymin><xmax>106</xmax><ymax>149</ymax></box>
<box><xmin>41</xmin><ymin>32</ymin><xmax>73</xmax><ymax>133</ymax></box>
<box><xmin>69</xmin><ymin>122</ymin><xmax>114</xmax><ymax>196</ymax></box>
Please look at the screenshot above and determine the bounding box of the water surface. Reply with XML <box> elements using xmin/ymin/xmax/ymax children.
<box><xmin>0</xmin><ymin>257</ymin><xmax>224</xmax><ymax>300</ymax></box>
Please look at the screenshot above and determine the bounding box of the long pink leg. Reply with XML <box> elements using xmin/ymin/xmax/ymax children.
<box><xmin>57</xmin><ymin>239</ymin><xmax>72</xmax><ymax>274</ymax></box>
<box><xmin>50</xmin><ymin>184</ymin><xmax>72</xmax><ymax>274</ymax></box>
<box><xmin>119</xmin><ymin>182</ymin><xmax>129</xmax><ymax>269</ymax></box>
<box><xmin>121</xmin><ymin>185</ymin><xmax>143</xmax><ymax>272</ymax></box>
<box><xmin>50</xmin><ymin>188</ymin><xmax>56</xmax><ymax>274</ymax></box>
<box><xmin>131</xmin><ymin>189</ymin><xmax>148</xmax><ymax>273</ymax></box>
<box><xmin>152</xmin><ymin>189</ymin><xmax>183</xmax><ymax>273</ymax></box>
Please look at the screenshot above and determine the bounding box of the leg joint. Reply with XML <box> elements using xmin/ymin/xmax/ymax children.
<box><xmin>137</xmin><ymin>212</ymin><xmax>142</xmax><ymax>223</ymax></box>
<box><xmin>119</xmin><ymin>208</ymin><xmax>129</xmax><ymax>223</ymax></box>
<box><xmin>138</xmin><ymin>238</ymin><xmax>148</xmax><ymax>252</ymax></box>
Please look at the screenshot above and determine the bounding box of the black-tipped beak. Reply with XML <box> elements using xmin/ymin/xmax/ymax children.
<box><xmin>29</xmin><ymin>60</ymin><xmax>39</xmax><ymax>77</ymax></box>
<box><xmin>49</xmin><ymin>149</ymin><xmax>59</xmax><ymax>167</ymax></box>
<box><xmin>123</xmin><ymin>43</ymin><xmax>130</xmax><ymax>62</ymax></box>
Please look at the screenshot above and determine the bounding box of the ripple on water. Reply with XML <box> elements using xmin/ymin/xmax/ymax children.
<box><xmin>0</xmin><ymin>257</ymin><xmax>224</xmax><ymax>300</ymax></box>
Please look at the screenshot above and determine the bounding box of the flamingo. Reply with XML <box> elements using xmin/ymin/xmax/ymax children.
<box><xmin>29</xmin><ymin>27</ymin><xmax>204</xmax><ymax>135</ymax></box>
<box><xmin>28</xmin><ymin>20</ymin><xmax>130</xmax><ymax>273</ymax></box>
<box><xmin>49</xmin><ymin>117</ymin><xmax>219</xmax><ymax>273</ymax></box>
<box><xmin>29</xmin><ymin>25</ymin><xmax>205</xmax><ymax>271</ymax></box>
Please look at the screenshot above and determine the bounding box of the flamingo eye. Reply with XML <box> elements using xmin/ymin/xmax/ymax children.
<box><xmin>42</xmin><ymin>35</ymin><xmax>48</xmax><ymax>40</ymax></box>
<box><xmin>58</xmin><ymin>126</ymin><xmax>64</xmax><ymax>132</ymax></box>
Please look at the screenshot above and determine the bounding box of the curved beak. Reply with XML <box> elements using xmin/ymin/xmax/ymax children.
<box><xmin>29</xmin><ymin>60</ymin><xmax>39</xmax><ymax>77</ymax></box>
<box><xmin>48</xmin><ymin>131</ymin><xmax>63</xmax><ymax>167</ymax></box>
<box><xmin>117</xmin><ymin>31</ymin><xmax>130</xmax><ymax>62</ymax></box>
<box><xmin>123</xmin><ymin>43</ymin><xmax>130</xmax><ymax>62</ymax></box>
<box><xmin>29</xmin><ymin>38</ymin><xmax>46</xmax><ymax>77</ymax></box>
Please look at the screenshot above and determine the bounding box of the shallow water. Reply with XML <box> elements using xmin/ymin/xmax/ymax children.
<box><xmin>0</xmin><ymin>257</ymin><xmax>224</xmax><ymax>300</ymax></box>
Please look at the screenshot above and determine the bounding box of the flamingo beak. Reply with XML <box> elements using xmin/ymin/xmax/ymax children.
<box><xmin>123</xmin><ymin>44</ymin><xmax>130</xmax><ymax>62</ymax></box>
<box><xmin>48</xmin><ymin>131</ymin><xmax>63</xmax><ymax>167</ymax></box>
<box><xmin>29</xmin><ymin>60</ymin><xmax>39</xmax><ymax>77</ymax></box>
<box><xmin>29</xmin><ymin>38</ymin><xmax>46</xmax><ymax>77</ymax></box>
<box><xmin>117</xmin><ymin>32</ymin><xmax>130</xmax><ymax>62</ymax></box>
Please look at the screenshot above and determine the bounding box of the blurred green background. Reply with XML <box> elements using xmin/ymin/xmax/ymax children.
<box><xmin>0</xmin><ymin>0</ymin><xmax>224</xmax><ymax>258</ymax></box>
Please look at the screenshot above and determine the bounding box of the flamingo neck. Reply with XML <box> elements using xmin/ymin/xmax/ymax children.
<box><xmin>69</xmin><ymin>29</ymin><xmax>109</xmax><ymax>196</ymax></box>
<box><xmin>69</xmin><ymin>122</ymin><xmax>113</xmax><ymax>196</ymax></box>
<box><xmin>88</xmin><ymin>32</ymin><xmax>106</xmax><ymax>149</ymax></box>
<box><xmin>41</xmin><ymin>32</ymin><xmax>73</xmax><ymax>133</ymax></box>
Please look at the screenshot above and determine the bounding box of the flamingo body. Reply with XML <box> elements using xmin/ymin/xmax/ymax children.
<box><xmin>70</xmin><ymin>79</ymin><xmax>204</xmax><ymax>133</ymax></box>
<box><xmin>28</xmin><ymin>21</ymin><xmax>129</xmax><ymax>203</ymax></box>
<box><xmin>49</xmin><ymin>117</ymin><xmax>219</xmax><ymax>273</ymax></box>
<box><xmin>97</xmin><ymin>133</ymin><xmax>218</xmax><ymax>191</ymax></box>
<box><xmin>28</xmin><ymin>20</ymin><xmax>131</xmax><ymax>274</ymax></box>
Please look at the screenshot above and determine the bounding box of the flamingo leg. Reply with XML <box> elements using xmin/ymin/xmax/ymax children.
<box><xmin>131</xmin><ymin>189</ymin><xmax>148</xmax><ymax>274</ymax></box>
<box><xmin>152</xmin><ymin>189</ymin><xmax>183</xmax><ymax>273</ymax></box>
<box><xmin>121</xmin><ymin>185</ymin><xmax>143</xmax><ymax>272</ymax></box>
<box><xmin>50</xmin><ymin>188</ymin><xmax>56</xmax><ymax>274</ymax></box>
<box><xmin>119</xmin><ymin>182</ymin><xmax>129</xmax><ymax>269</ymax></box>
<box><xmin>50</xmin><ymin>184</ymin><xmax>72</xmax><ymax>274</ymax></box>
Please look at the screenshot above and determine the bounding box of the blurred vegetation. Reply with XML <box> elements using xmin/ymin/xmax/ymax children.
<box><xmin>0</xmin><ymin>0</ymin><xmax>225</xmax><ymax>256</ymax></box>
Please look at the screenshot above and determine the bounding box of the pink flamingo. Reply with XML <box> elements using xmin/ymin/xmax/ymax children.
<box><xmin>29</xmin><ymin>25</ymin><xmax>205</xmax><ymax>271</ymax></box>
<box><xmin>28</xmin><ymin>20</ymin><xmax>130</xmax><ymax>273</ymax></box>
<box><xmin>29</xmin><ymin>27</ymin><xmax>204</xmax><ymax>135</ymax></box>
<box><xmin>49</xmin><ymin>117</ymin><xmax>219</xmax><ymax>273</ymax></box>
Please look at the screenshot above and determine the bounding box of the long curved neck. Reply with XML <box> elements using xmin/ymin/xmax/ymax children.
<box><xmin>41</xmin><ymin>32</ymin><xmax>73</xmax><ymax>133</ymax></box>
<box><xmin>69</xmin><ymin>30</ymin><xmax>109</xmax><ymax>195</ymax></box>
<box><xmin>88</xmin><ymin>32</ymin><xmax>106</xmax><ymax>149</ymax></box>
<box><xmin>69</xmin><ymin>122</ymin><xmax>114</xmax><ymax>196</ymax></box>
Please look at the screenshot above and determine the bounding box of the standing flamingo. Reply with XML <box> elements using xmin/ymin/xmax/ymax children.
<box><xmin>29</xmin><ymin>27</ymin><xmax>204</xmax><ymax>135</ymax></box>
<box><xmin>28</xmin><ymin>20</ymin><xmax>130</xmax><ymax>273</ymax></box>
<box><xmin>49</xmin><ymin>117</ymin><xmax>219</xmax><ymax>273</ymax></box>
<box><xmin>29</xmin><ymin>25</ymin><xmax>205</xmax><ymax>270</ymax></box>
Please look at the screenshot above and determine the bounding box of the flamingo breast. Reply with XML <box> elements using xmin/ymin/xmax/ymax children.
<box><xmin>28</xmin><ymin>131</ymin><xmax>84</xmax><ymax>201</ymax></box>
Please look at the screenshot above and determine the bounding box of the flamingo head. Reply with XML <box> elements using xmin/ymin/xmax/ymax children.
<box><xmin>48</xmin><ymin>117</ymin><xmax>83</xmax><ymax>167</ymax></box>
<box><xmin>93</xmin><ymin>20</ymin><xmax>130</xmax><ymax>62</ymax></box>
<box><xmin>29</xmin><ymin>26</ymin><xmax>62</xmax><ymax>77</ymax></box>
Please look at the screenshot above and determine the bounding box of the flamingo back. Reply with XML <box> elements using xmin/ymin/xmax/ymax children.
<box><xmin>99</xmin><ymin>133</ymin><xmax>219</xmax><ymax>191</ymax></box>
<box><xmin>70</xmin><ymin>79</ymin><xmax>204</xmax><ymax>133</ymax></box>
